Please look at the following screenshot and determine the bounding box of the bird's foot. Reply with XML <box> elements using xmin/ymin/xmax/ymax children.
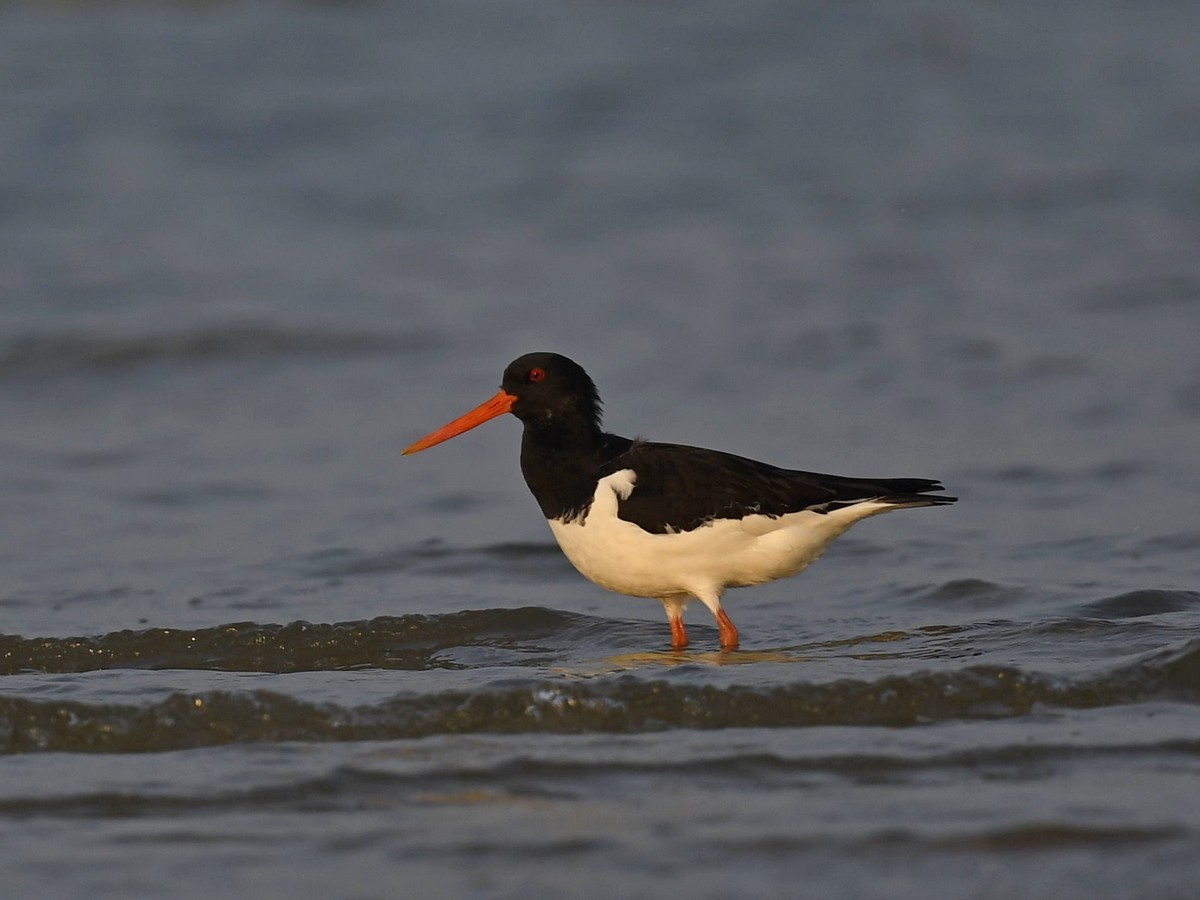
<box><xmin>669</xmin><ymin>616</ymin><xmax>689</xmax><ymax>651</ymax></box>
<box><xmin>717</xmin><ymin>609</ymin><xmax>740</xmax><ymax>652</ymax></box>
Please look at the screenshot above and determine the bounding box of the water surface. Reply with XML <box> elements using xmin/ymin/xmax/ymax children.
<box><xmin>2</xmin><ymin>1</ymin><xmax>1200</xmax><ymax>897</ymax></box>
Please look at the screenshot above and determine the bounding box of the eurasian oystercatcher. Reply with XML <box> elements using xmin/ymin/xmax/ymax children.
<box><xmin>404</xmin><ymin>352</ymin><xmax>956</xmax><ymax>651</ymax></box>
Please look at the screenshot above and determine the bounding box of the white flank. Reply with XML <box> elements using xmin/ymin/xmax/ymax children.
<box><xmin>547</xmin><ymin>468</ymin><xmax>899</xmax><ymax>613</ymax></box>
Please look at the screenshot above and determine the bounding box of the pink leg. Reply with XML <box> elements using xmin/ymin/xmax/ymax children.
<box><xmin>669</xmin><ymin>615</ymin><xmax>689</xmax><ymax>650</ymax></box>
<box><xmin>716</xmin><ymin>608</ymin><xmax>740</xmax><ymax>652</ymax></box>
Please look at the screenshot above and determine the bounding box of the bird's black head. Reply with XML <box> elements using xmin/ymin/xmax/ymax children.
<box><xmin>501</xmin><ymin>352</ymin><xmax>603</xmax><ymax>434</ymax></box>
<box><xmin>402</xmin><ymin>352</ymin><xmax>603</xmax><ymax>457</ymax></box>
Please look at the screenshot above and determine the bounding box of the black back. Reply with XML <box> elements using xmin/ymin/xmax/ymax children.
<box><xmin>500</xmin><ymin>353</ymin><xmax>956</xmax><ymax>533</ymax></box>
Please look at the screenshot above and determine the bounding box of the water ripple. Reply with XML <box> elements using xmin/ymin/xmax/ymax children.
<box><xmin>2</xmin><ymin>639</ymin><xmax>1198</xmax><ymax>754</ymax></box>
<box><xmin>0</xmin><ymin>323</ymin><xmax>434</xmax><ymax>379</ymax></box>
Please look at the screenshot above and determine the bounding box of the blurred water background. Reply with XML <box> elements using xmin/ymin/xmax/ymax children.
<box><xmin>2</xmin><ymin>1</ymin><xmax>1200</xmax><ymax>897</ymax></box>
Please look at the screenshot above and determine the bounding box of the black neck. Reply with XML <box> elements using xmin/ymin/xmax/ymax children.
<box><xmin>518</xmin><ymin>420</ymin><xmax>628</xmax><ymax>522</ymax></box>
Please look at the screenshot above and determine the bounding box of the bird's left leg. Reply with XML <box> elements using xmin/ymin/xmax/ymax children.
<box><xmin>694</xmin><ymin>590</ymin><xmax>739</xmax><ymax>651</ymax></box>
<box><xmin>715</xmin><ymin>608</ymin><xmax>740</xmax><ymax>651</ymax></box>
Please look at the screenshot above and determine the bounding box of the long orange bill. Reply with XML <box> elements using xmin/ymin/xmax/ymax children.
<box><xmin>402</xmin><ymin>389</ymin><xmax>517</xmax><ymax>455</ymax></box>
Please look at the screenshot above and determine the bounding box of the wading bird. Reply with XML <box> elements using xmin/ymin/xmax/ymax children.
<box><xmin>404</xmin><ymin>353</ymin><xmax>956</xmax><ymax>651</ymax></box>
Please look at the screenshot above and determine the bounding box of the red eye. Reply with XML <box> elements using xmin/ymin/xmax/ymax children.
<box><xmin>529</xmin><ymin>367</ymin><xmax>546</xmax><ymax>382</ymax></box>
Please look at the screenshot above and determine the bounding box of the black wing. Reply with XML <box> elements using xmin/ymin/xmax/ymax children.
<box><xmin>600</xmin><ymin>440</ymin><xmax>955</xmax><ymax>534</ymax></box>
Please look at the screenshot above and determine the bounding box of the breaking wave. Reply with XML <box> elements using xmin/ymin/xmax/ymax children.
<box><xmin>2</xmin><ymin>606</ymin><xmax>1198</xmax><ymax>754</ymax></box>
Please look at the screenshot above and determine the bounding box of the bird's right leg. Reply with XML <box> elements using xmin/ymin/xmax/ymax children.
<box><xmin>662</xmin><ymin>597</ymin><xmax>688</xmax><ymax>650</ymax></box>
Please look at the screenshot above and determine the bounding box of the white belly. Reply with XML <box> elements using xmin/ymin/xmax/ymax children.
<box><xmin>546</xmin><ymin>469</ymin><xmax>894</xmax><ymax>601</ymax></box>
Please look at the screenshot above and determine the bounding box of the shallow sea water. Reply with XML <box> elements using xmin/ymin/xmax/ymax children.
<box><xmin>2</xmin><ymin>1</ymin><xmax>1200</xmax><ymax>897</ymax></box>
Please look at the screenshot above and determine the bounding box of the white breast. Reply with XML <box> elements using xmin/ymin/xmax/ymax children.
<box><xmin>546</xmin><ymin>468</ymin><xmax>894</xmax><ymax>602</ymax></box>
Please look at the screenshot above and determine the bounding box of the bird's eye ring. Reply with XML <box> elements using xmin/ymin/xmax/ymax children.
<box><xmin>529</xmin><ymin>367</ymin><xmax>546</xmax><ymax>382</ymax></box>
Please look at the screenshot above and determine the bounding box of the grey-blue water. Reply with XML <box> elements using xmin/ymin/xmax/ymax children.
<box><xmin>2</xmin><ymin>1</ymin><xmax>1200</xmax><ymax>897</ymax></box>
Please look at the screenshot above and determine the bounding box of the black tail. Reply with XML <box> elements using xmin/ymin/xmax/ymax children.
<box><xmin>874</xmin><ymin>478</ymin><xmax>957</xmax><ymax>507</ymax></box>
<box><xmin>818</xmin><ymin>475</ymin><xmax>957</xmax><ymax>510</ymax></box>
